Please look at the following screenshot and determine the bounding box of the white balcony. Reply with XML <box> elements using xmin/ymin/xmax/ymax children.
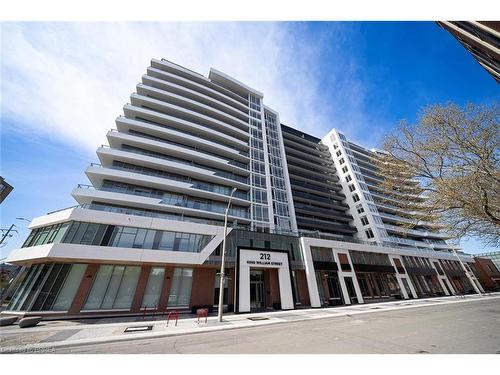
<box><xmin>378</xmin><ymin>211</ymin><xmax>436</xmax><ymax>227</ymax></box>
<box><xmin>142</xmin><ymin>74</ymin><xmax>249</xmax><ymax>122</ymax></box>
<box><xmin>96</xmin><ymin>147</ymin><xmax>250</xmax><ymax>190</ymax></box>
<box><xmin>71</xmin><ymin>187</ymin><xmax>251</xmax><ymax>224</ymax></box>
<box><xmin>123</xmin><ymin>104</ymin><xmax>248</xmax><ymax>151</ymax></box>
<box><xmin>115</xmin><ymin>116</ymin><xmax>249</xmax><ymax>163</ymax></box>
<box><xmin>146</xmin><ymin>66</ymin><xmax>249</xmax><ymax>114</ymax></box>
<box><xmin>129</xmin><ymin>94</ymin><xmax>248</xmax><ymax>141</ymax></box>
<box><xmin>106</xmin><ymin>130</ymin><xmax>250</xmax><ymax>177</ymax></box>
<box><xmin>84</xmin><ymin>165</ymin><xmax>250</xmax><ymax>206</ymax></box>
<box><xmin>383</xmin><ymin>222</ymin><xmax>449</xmax><ymax>240</ymax></box>
<box><xmin>151</xmin><ymin>59</ymin><xmax>249</xmax><ymax>107</ymax></box>
<box><xmin>136</xmin><ymin>83</ymin><xmax>250</xmax><ymax>132</ymax></box>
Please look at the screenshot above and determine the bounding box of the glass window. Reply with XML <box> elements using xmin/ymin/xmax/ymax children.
<box><xmin>72</xmin><ymin>222</ymin><xmax>90</xmax><ymax>244</ymax></box>
<box><xmin>113</xmin><ymin>266</ymin><xmax>141</xmax><ymax>309</ymax></box>
<box><xmin>252</xmin><ymin>175</ymin><xmax>267</xmax><ymax>188</ymax></box>
<box><xmin>158</xmin><ymin>231</ymin><xmax>175</xmax><ymax>250</ymax></box>
<box><xmin>80</xmin><ymin>223</ymin><xmax>100</xmax><ymax>245</ymax></box>
<box><xmin>133</xmin><ymin>229</ymin><xmax>148</xmax><ymax>248</ymax></box>
<box><xmin>30</xmin><ymin>264</ymin><xmax>66</xmax><ymax>311</ymax></box>
<box><xmin>83</xmin><ymin>265</ymin><xmax>140</xmax><ymax>310</ymax></box>
<box><xmin>101</xmin><ymin>265</ymin><xmax>125</xmax><ymax>309</ymax></box>
<box><xmin>33</xmin><ymin>226</ymin><xmax>51</xmax><ymax>246</ymax></box>
<box><xmin>83</xmin><ymin>265</ymin><xmax>114</xmax><ymax>310</ymax></box>
<box><xmin>8</xmin><ymin>265</ymin><xmax>44</xmax><ymax>310</ymax></box>
<box><xmin>174</xmin><ymin>232</ymin><xmax>191</xmax><ymax>252</ymax></box>
<box><xmin>52</xmin><ymin>264</ymin><xmax>87</xmax><ymax>311</ymax></box>
<box><xmin>111</xmin><ymin>226</ymin><xmax>138</xmax><ymax>248</ymax></box>
<box><xmin>142</xmin><ymin>267</ymin><xmax>165</xmax><ymax>308</ymax></box>
<box><xmin>168</xmin><ymin>268</ymin><xmax>193</xmax><ymax>308</ymax></box>
<box><xmin>311</xmin><ymin>247</ymin><xmax>335</xmax><ymax>262</ymax></box>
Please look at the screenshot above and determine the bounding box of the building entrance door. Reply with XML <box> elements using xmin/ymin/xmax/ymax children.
<box><xmin>326</xmin><ymin>273</ymin><xmax>344</xmax><ymax>306</ymax></box>
<box><xmin>250</xmin><ymin>270</ymin><xmax>265</xmax><ymax>310</ymax></box>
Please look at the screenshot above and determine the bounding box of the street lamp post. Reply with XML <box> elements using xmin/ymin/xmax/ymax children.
<box><xmin>217</xmin><ymin>187</ymin><xmax>237</xmax><ymax>323</ymax></box>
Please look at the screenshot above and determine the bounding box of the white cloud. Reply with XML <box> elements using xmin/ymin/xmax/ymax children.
<box><xmin>1</xmin><ymin>22</ymin><xmax>375</xmax><ymax>154</ymax></box>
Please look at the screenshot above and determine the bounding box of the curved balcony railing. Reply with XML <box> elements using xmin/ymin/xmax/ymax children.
<box><xmin>92</xmin><ymin>162</ymin><xmax>249</xmax><ymax>201</ymax></box>
<box><xmin>74</xmin><ymin>184</ymin><xmax>250</xmax><ymax>219</ymax></box>
<box><xmin>103</xmin><ymin>144</ymin><xmax>249</xmax><ymax>184</ymax></box>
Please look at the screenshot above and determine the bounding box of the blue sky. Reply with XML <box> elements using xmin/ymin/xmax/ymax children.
<box><xmin>1</xmin><ymin>21</ymin><xmax>498</xmax><ymax>258</ymax></box>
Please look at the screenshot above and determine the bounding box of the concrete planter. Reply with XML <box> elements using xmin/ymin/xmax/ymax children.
<box><xmin>18</xmin><ymin>316</ymin><xmax>42</xmax><ymax>328</ymax></box>
<box><xmin>0</xmin><ymin>316</ymin><xmax>18</xmax><ymax>326</ymax></box>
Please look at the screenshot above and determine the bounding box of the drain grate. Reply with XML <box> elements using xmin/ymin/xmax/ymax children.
<box><xmin>124</xmin><ymin>325</ymin><xmax>153</xmax><ymax>333</ymax></box>
<box><xmin>247</xmin><ymin>316</ymin><xmax>269</xmax><ymax>321</ymax></box>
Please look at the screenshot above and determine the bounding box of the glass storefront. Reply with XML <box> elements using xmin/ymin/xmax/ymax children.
<box><xmin>7</xmin><ymin>263</ymin><xmax>87</xmax><ymax>311</ymax></box>
<box><xmin>315</xmin><ymin>271</ymin><xmax>345</xmax><ymax>306</ymax></box>
<box><xmin>356</xmin><ymin>272</ymin><xmax>401</xmax><ymax>299</ymax></box>
<box><xmin>83</xmin><ymin>265</ymin><xmax>141</xmax><ymax>310</ymax></box>
<box><xmin>141</xmin><ymin>267</ymin><xmax>165</xmax><ymax>308</ymax></box>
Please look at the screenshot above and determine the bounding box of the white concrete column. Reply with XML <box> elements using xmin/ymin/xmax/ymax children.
<box><xmin>277</xmin><ymin>268</ymin><xmax>294</xmax><ymax>310</ymax></box>
<box><xmin>337</xmin><ymin>272</ymin><xmax>351</xmax><ymax>305</ymax></box>
<box><xmin>238</xmin><ymin>264</ymin><xmax>250</xmax><ymax>313</ymax></box>
<box><xmin>400</xmin><ymin>274</ymin><xmax>418</xmax><ymax>299</ymax></box>
<box><xmin>299</xmin><ymin>237</ymin><xmax>321</xmax><ymax>308</ymax></box>
<box><xmin>430</xmin><ymin>260</ymin><xmax>453</xmax><ymax>296</ymax></box>
<box><xmin>350</xmin><ymin>274</ymin><xmax>364</xmax><ymax>304</ymax></box>
<box><xmin>389</xmin><ymin>257</ymin><xmax>409</xmax><ymax>299</ymax></box>
<box><xmin>436</xmin><ymin>275</ymin><xmax>450</xmax><ymax>296</ymax></box>
<box><xmin>444</xmin><ymin>277</ymin><xmax>457</xmax><ymax>295</ymax></box>
<box><xmin>398</xmin><ymin>276</ymin><xmax>410</xmax><ymax>299</ymax></box>
<box><xmin>389</xmin><ymin>255</ymin><xmax>415</xmax><ymax>299</ymax></box>
<box><xmin>333</xmin><ymin>250</ymin><xmax>364</xmax><ymax>304</ymax></box>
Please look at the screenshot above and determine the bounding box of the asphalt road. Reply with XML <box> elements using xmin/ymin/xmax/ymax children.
<box><xmin>56</xmin><ymin>299</ymin><xmax>500</xmax><ymax>354</ymax></box>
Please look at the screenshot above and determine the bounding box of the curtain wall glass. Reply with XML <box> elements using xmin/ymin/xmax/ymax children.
<box><xmin>141</xmin><ymin>267</ymin><xmax>165</xmax><ymax>308</ymax></box>
<box><xmin>7</xmin><ymin>263</ymin><xmax>87</xmax><ymax>311</ymax></box>
<box><xmin>168</xmin><ymin>268</ymin><xmax>193</xmax><ymax>307</ymax></box>
<box><xmin>83</xmin><ymin>265</ymin><xmax>141</xmax><ymax>310</ymax></box>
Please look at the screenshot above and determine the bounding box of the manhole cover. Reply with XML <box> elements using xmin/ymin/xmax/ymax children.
<box><xmin>247</xmin><ymin>317</ymin><xmax>269</xmax><ymax>321</ymax></box>
<box><xmin>124</xmin><ymin>325</ymin><xmax>153</xmax><ymax>333</ymax></box>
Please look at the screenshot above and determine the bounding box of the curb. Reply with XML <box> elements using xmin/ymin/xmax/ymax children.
<box><xmin>2</xmin><ymin>294</ymin><xmax>499</xmax><ymax>353</ymax></box>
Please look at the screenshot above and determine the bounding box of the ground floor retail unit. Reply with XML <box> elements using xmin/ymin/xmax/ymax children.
<box><xmin>3</xmin><ymin>232</ymin><xmax>484</xmax><ymax>319</ymax></box>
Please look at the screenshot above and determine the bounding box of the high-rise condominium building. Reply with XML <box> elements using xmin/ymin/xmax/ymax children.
<box><xmin>437</xmin><ymin>21</ymin><xmax>500</xmax><ymax>83</ymax></box>
<box><xmin>4</xmin><ymin>59</ymin><xmax>484</xmax><ymax>319</ymax></box>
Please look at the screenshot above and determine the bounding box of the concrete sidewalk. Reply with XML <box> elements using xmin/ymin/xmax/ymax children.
<box><xmin>1</xmin><ymin>293</ymin><xmax>499</xmax><ymax>353</ymax></box>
